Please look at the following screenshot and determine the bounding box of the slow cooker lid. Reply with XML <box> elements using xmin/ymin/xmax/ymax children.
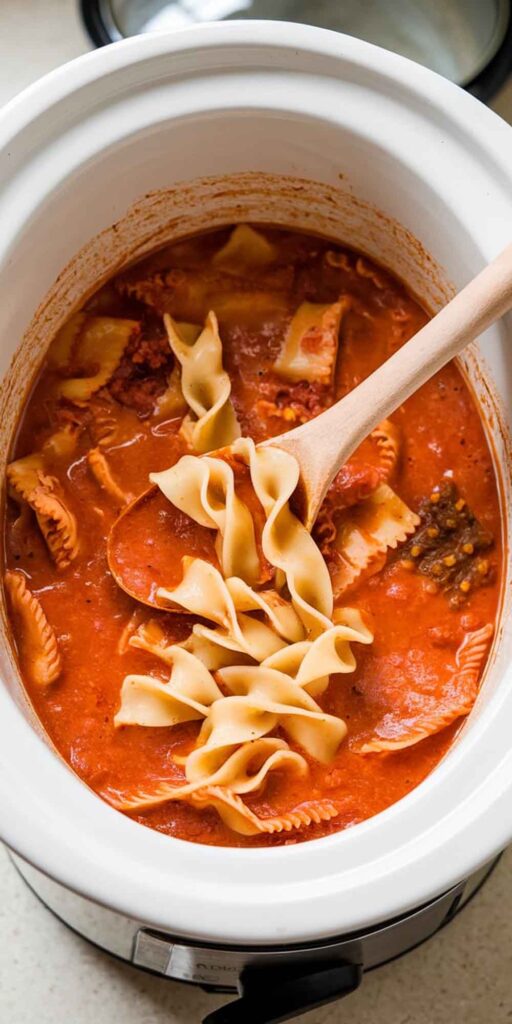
<box><xmin>81</xmin><ymin>0</ymin><xmax>511</xmax><ymax>95</ymax></box>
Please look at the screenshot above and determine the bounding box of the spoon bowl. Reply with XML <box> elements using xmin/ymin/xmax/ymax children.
<box><xmin>108</xmin><ymin>485</ymin><xmax>217</xmax><ymax>607</ymax></box>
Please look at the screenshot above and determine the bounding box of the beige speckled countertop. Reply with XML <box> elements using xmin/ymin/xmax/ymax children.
<box><xmin>1</xmin><ymin>3</ymin><xmax>512</xmax><ymax>1021</ymax></box>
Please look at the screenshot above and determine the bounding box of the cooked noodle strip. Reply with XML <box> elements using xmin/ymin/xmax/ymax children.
<box><xmin>164</xmin><ymin>311</ymin><xmax>240</xmax><ymax>453</ymax></box>
<box><xmin>5</xmin><ymin>570</ymin><xmax>61</xmax><ymax>686</ymax></box>
<box><xmin>42</xmin><ymin>424</ymin><xmax>80</xmax><ymax>460</ymax></box>
<box><xmin>263</xmin><ymin>610</ymin><xmax>373</xmax><ymax>697</ymax></box>
<box><xmin>7</xmin><ymin>430</ymin><xmax>80</xmax><ymax>569</ymax></box>
<box><xmin>157</xmin><ymin>559</ymin><xmax>296</xmax><ymax>662</ymax></box>
<box><xmin>88</xmin><ymin>398</ymin><xmax>120</xmax><ymax>447</ymax></box>
<box><xmin>116</xmin><ymin>445</ymin><xmax>372</xmax><ymax>833</ymax></box>
<box><xmin>7</xmin><ymin>423</ymin><xmax>79</xmax><ymax>504</ymax></box>
<box><xmin>104</xmin><ymin>775</ymin><xmax>338</xmax><ymax>836</ymax></box>
<box><xmin>234</xmin><ymin>438</ymin><xmax>333</xmax><ymax>635</ymax></box>
<box><xmin>115</xmin><ymin>645</ymin><xmax>222</xmax><ymax>727</ymax></box>
<box><xmin>356</xmin><ymin>624</ymin><xmax>493</xmax><ymax>753</ymax></box>
<box><xmin>188</xmin><ymin>791</ymin><xmax>341</xmax><ymax>836</ymax></box>
<box><xmin>7</xmin><ymin>454</ymin><xmax>45</xmax><ymax>503</ymax></box>
<box><xmin>104</xmin><ymin>738</ymin><xmax>305</xmax><ymax>809</ymax></box>
<box><xmin>210</xmin><ymin>667</ymin><xmax>347</xmax><ymax>765</ymax></box>
<box><xmin>47</xmin><ymin>313</ymin><xmax>85</xmax><ymax>369</ymax></box>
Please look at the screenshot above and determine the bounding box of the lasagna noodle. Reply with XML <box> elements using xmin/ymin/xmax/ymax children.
<box><xmin>371</xmin><ymin>419</ymin><xmax>401</xmax><ymax>482</ymax></box>
<box><xmin>104</xmin><ymin>741</ymin><xmax>339</xmax><ymax>838</ymax></box>
<box><xmin>164</xmin><ymin>311</ymin><xmax>240</xmax><ymax>453</ymax></box>
<box><xmin>4</xmin><ymin>570</ymin><xmax>61</xmax><ymax>687</ymax></box>
<box><xmin>262</xmin><ymin>610</ymin><xmax>373</xmax><ymax>697</ymax></box>
<box><xmin>7</xmin><ymin>453</ymin><xmax>45</xmax><ymax>504</ymax></box>
<box><xmin>115</xmin><ymin>645</ymin><xmax>222</xmax><ymax>727</ymax></box>
<box><xmin>187</xmin><ymin>789</ymin><xmax>340</xmax><ymax>836</ymax></box>
<box><xmin>30</xmin><ymin>476</ymin><xmax>79</xmax><ymax>570</ymax></box>
<box><xmin>42</xmin><ymin>424</ymin><xmax>80</xmax><ymax>460</ymax></box>
<box><xmin>332</xmin><ymin>483</ymin><xmax>420</xmax><ymax>595</ymax></box>
<box><xmin>213</xmin><ymin>225</ymin><xmax>277</xmax><ymax>269</ymax></box>
<box><xmin>7</xmin><ymin>431</ymin><xmax>80</xmax><ymax>569</ymax></box>
<box><xmin>106</xmin><ymin>738</ymin><xmax>306</xmax><ymax>809</ymax></box>
<box><xmin>47</xmin><ymin>313</ymin><xmax>85</xmax><ymax>369</ymax></box>
<box><xmin>7</xmin><ymin>425</ymin><xmax>79</xmax><ymax>504</ymax></box>
<box><xmin>56</xmin><ymin>316</ymin><xmax>139</xmax><ymax>402</ymax></box>
<box><xmin>274</xmin><ymin>299</ymin><xmax>348</xmax><ymax>385</ymax></box>
<box><xmin>355</xmin><ymin>624</ymin><xmax>494</xmax><ymax>753</ymax></box>
<box><xmin>107</xmin><ymin>786</ymin><xmax>340</xmax><ymax>838</ymax></box>
<box><xmin>88</xmin><ymin>398</ymin><xmax>119</xmax><ymax>447</ymax></box>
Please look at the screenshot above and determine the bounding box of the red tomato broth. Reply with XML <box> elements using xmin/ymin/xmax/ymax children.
<box><xmin>3</xmin><ymin>226</ymin><xmax>502</xmax><ymax>847</ymax></box>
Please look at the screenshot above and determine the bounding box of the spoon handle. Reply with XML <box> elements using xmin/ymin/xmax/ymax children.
<box><xmin>273</xmin><ymin>242</ymin><xmax>512</xmax><ymax>527</ymax></box>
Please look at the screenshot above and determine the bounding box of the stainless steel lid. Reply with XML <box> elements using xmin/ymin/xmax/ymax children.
<box><xmin>81</xmin><ymin>0</ymin><xmax>511</xmax><ymax>97</ymax></box>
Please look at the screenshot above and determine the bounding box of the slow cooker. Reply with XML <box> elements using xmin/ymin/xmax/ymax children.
<box><xmin>1</xmin><ymin>22</ymin><xmax>512</xmax><ymax>1023</ymax></box>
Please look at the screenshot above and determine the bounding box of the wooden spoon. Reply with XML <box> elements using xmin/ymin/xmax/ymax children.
<box><xmin>109</xmin><ymin>243</ymin><xmax>512</xmax><ymax>607</ymax></box>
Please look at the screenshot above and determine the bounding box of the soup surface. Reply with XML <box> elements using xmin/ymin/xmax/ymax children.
<box><xmin>3</xmin><ymin>225</ymin><xmax>501</xmax><ymax>847</ymax></box>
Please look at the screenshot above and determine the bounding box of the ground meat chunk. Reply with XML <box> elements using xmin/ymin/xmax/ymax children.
<box><xmin>107</xmin><ymin>326</ymin><xmax>174</xmax><ymax>416</ymax></box>
<box><xmin>398</xmin><ymin>482</ymin><xmax>494</xmax><ymax>606</ymax></box>
<box><xmin>255</xmin><ymin>379</ymin><xmax>329</xmax><ymax>427</ymax></box>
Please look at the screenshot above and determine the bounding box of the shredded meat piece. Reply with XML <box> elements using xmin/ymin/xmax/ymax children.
<box><xmin>108</xmin><ymin>376</ymin><xmax>167</xmax><ymax>416</ymax></box>
<box><xmin>87</xmin><ymin>448</ymin><xmax>132</xmax><ymax>506</ymax></box>
<box><xmin>131</xmin><ymin>337</ymin><xmax>170</xmax><ymax>369</ymax></box>
<box><xmin>398</xmin><ymin>482</ymin><xmax>494</xmax><ymax>606</ymax></box>
<box><xmin>107</xmin><ymin>327</ymin><xmax>173</xmax><ymax>416</ymax></box>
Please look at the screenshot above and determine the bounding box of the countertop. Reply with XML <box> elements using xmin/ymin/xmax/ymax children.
<box><xmin>1</xmin><ymin>3</ymin><xmax>512</xmax><ymax>1022</ymax></box>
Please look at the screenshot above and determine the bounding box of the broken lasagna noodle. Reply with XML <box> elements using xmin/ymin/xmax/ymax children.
<box><xmin>3</xmin><ymin>224</ymin><xmax>500</xmax><ymax>846</ymax></box>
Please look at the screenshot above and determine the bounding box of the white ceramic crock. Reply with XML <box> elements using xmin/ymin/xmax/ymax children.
<box><xmin>1</xmin><ymin>22</ymin><xmax>512</xmax><ymax>950</ymax></box>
